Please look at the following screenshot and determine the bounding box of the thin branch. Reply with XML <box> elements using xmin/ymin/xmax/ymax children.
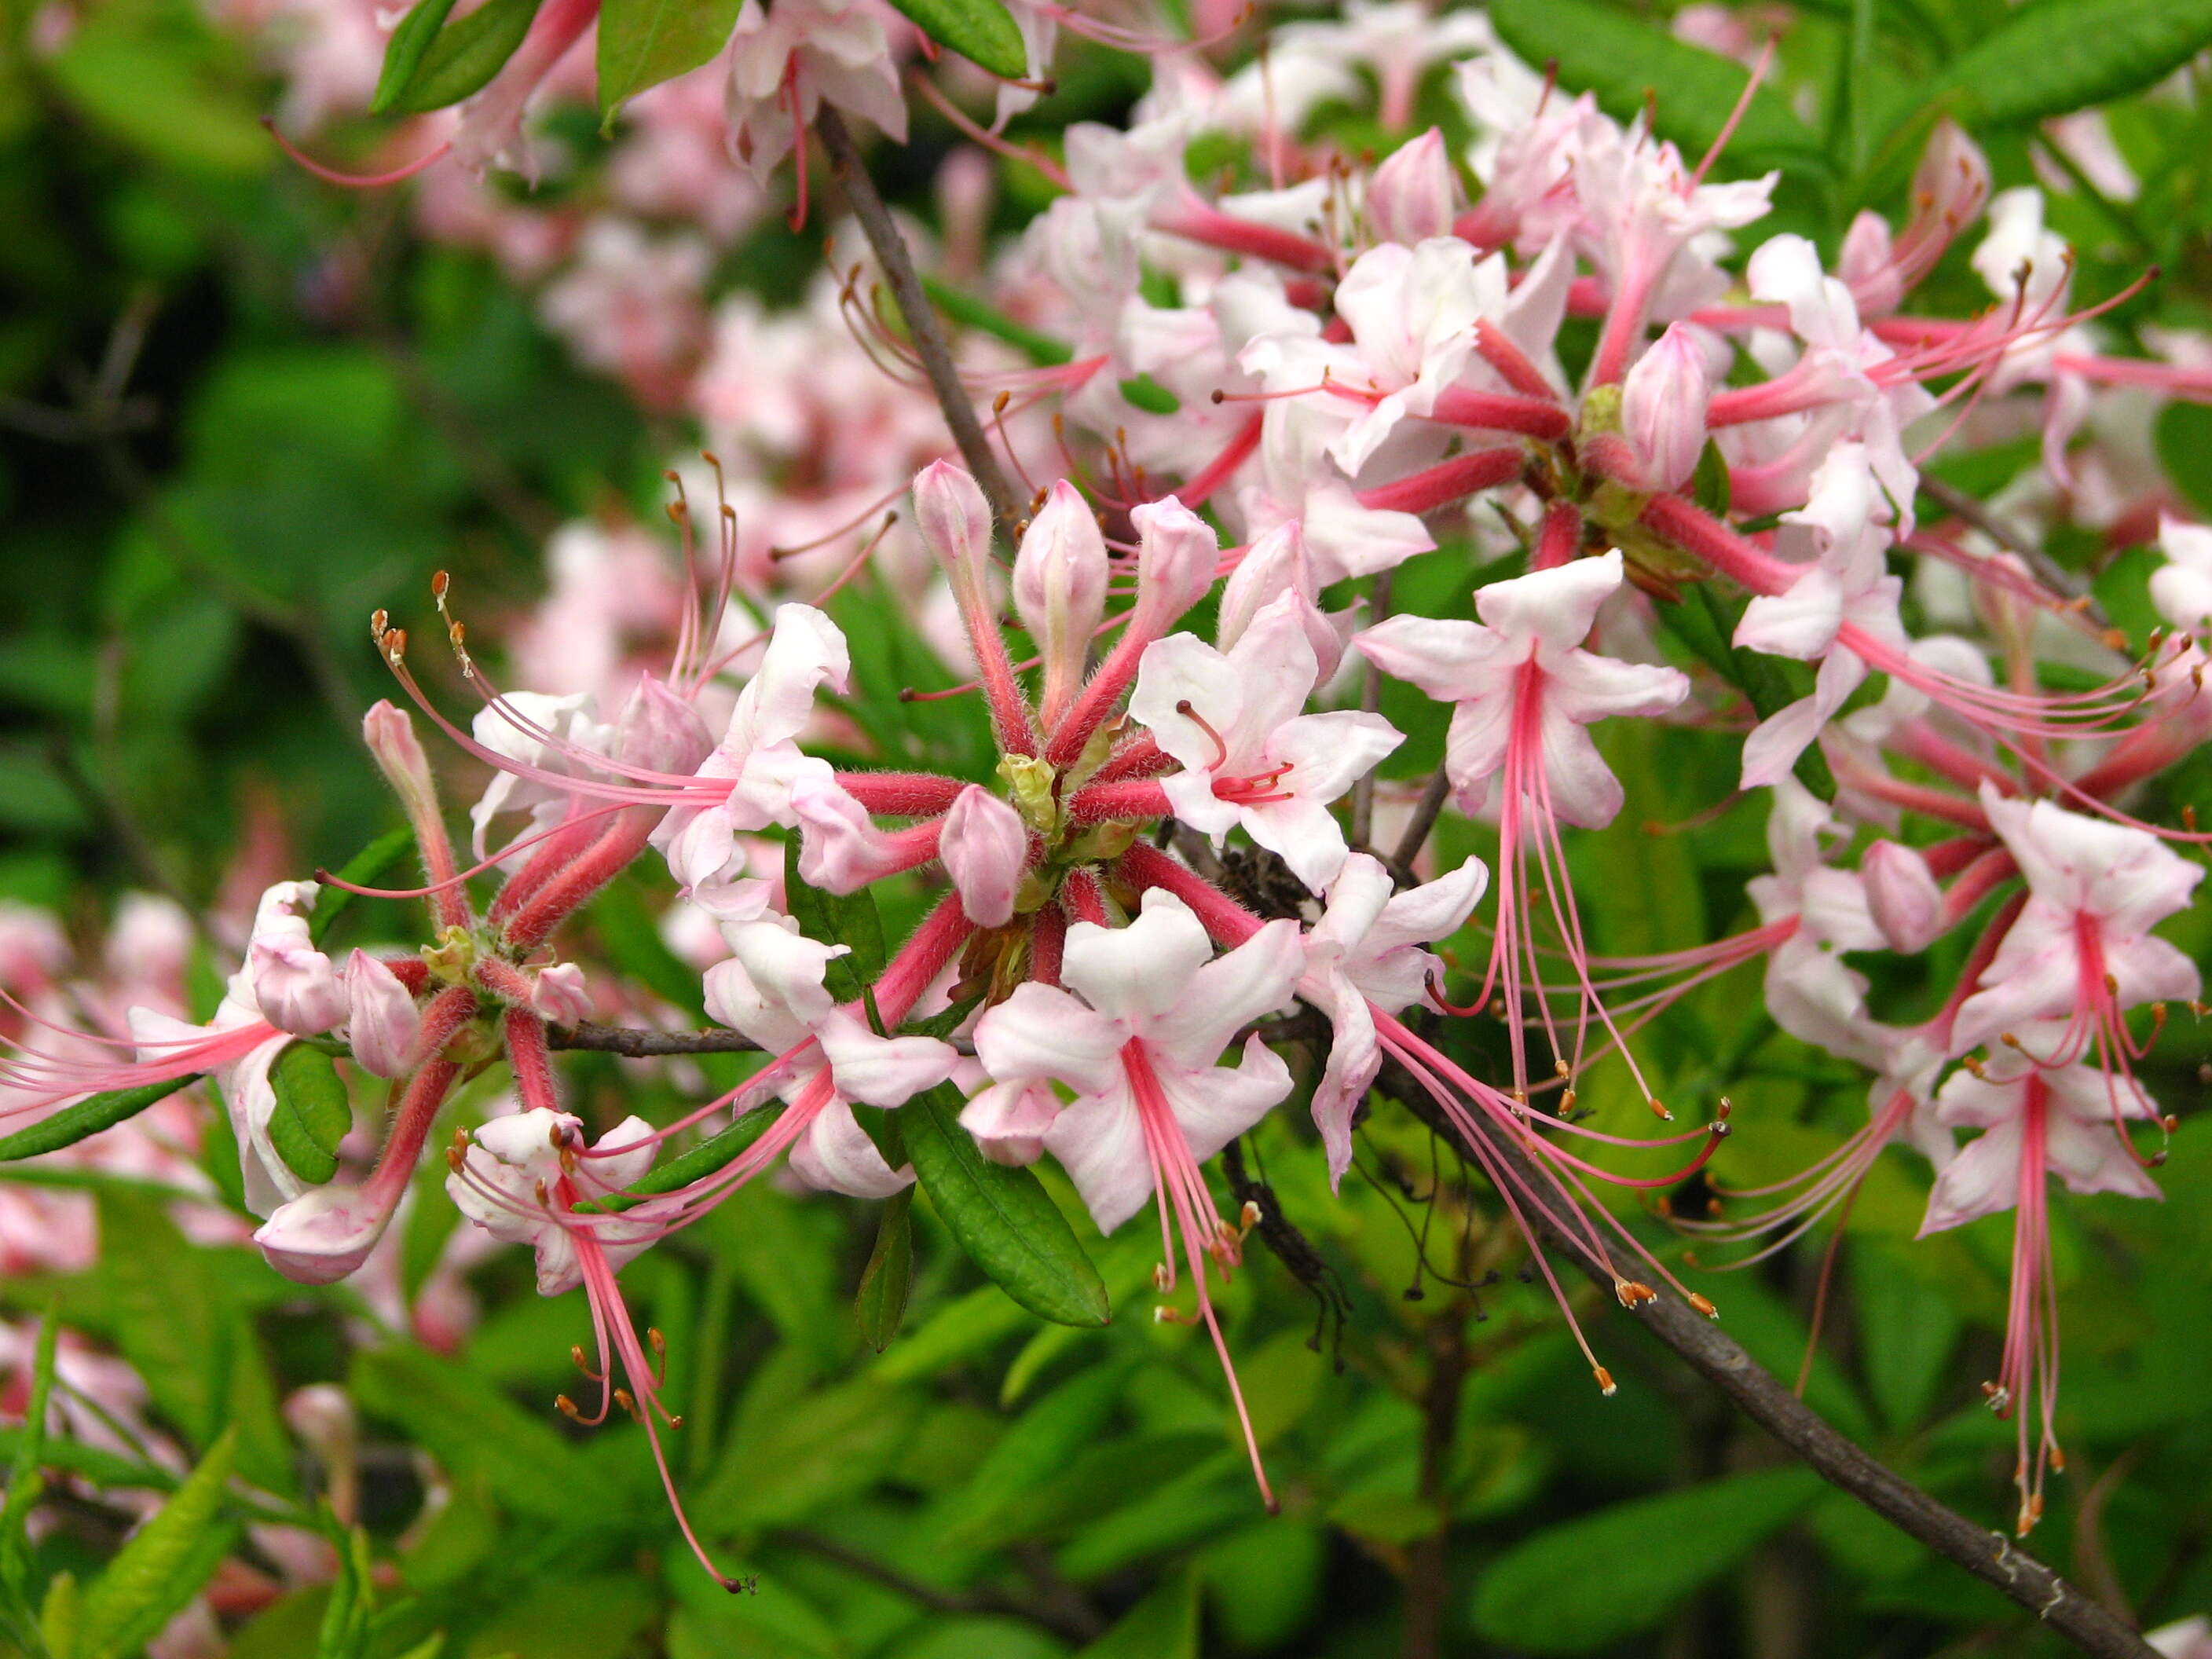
<box><xmin>815</xmin><ymin>105</ymin><xmax>1024</xmax><ymax>534</ymax></box>
<box><xmin>1370</xmin><ymin>1056</ymin><xmax>2161</xmax><ymax>1659</ymax></box>
<box><xmin>1388</xmin><ymin>765</ymin><xmax>1455</xmax><ymax>883</ymax></box>
<box><xmin>546</xmin><ymin>1023</ymin><xmax>761</xmax><ymax>1057</ymax></box>
<box><xmin>1917</xmin><ymin>474</ymin><xmax>2104</xmax><ymax>623</ymax></box>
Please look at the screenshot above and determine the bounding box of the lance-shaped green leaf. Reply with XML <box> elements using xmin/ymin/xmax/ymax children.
<box><xmin>269</xmin><ymin>1042</ymin><xmax>353</xmax><ymax>1187</ymax></box>
<box><xmin>596</xmin><ymin>0</ymin><xmax>744</xmax><ymax>121</ymax></box>
<box><xmin>0</xmin><ymin>1310</ymin><xmax>60</xmax><ymax>1607</ymax></box>
<box><xmin>1471</xmin><ymin>1467</ymin><xmax>1822</xmax><ymax>1650</ymax></box>
<box><xmin>883</xmin><ymin>0</ymin><xmax>1028</xmax><ymax>79</ymax></box>
<box><xmin>1656</xmin><ymin>582</ymin><xmax>1836</xmax><ymax>799</ymax></box>
<box><xmin>782</xmin><ymin>838</ymin><xmax>887</xmax><ymax>1001</ymax></box>
<box><xmin>572</xmin><ymin>1104</ymin><xmax>785</xmax><ymax>1214</ymax></box>
<box><xmin>904</xmin><ymin>1082</ymin><xmax>1111</xmax><ymax>1328</ymax></box>
<box><xmin>854</xmin><ymin>1188</ymin><xmax>915</xmax><ymax>1352</ymax></box>
<box><xmin>369</xmin><ymin>0</ymin><xmax>460</xmax><ymax>113</ymax></box>
<box><xmin>74</xmin><ymin>1427</ymin><xmax>240</xmax><ymax>1659</ymax></box>
<box><xmin>386</xmin><ymin>0</ymin><xmax>546</xmax><ymax>115</ymax></box>
<box><xmin>0</xmin><ymin>1075</ymin><xmax>200</xmax><ymax>1163</ymax></box>
<box><xmin>1487</xmin><ymin>0</ymin><xmax>1827</xmax><ymax>174</ymax></box>
<box><xmin>1921</xmin><ymin>0</ymin><xmax>2212</xmax><ymax>127</ymax></box>
<box><xmin>311</xmin><ymin>826</ymin><xmax>415</xmax><ymax>945</ymax></box>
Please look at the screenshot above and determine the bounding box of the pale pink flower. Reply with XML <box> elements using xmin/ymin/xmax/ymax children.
<box><xmin>446</xmin><ymin>1108</ymin><xmax>661</xmax><ymax>1292</ymax></box>
<box><xmin>939</xmin><ymin>786</ymin><xmax>1029</xmax><ymax>929</ymax></box>
<box><xmin>1619</xmin><ymin>322</ymin><xmax>1712</xmax><ymax>489</ymax></box>
<box><xmin>1298</xmin><ymin>851</ymin><xmax>1488</xmax><ymax>1184</ymax></box>
<box><xmin>1130</xmin><ymin>592</ymin><xmax>1404</xmax><ymax>892</ymax></box>
<box><xmin>1952</xmin><ymin>786</ymin><xmax>2203</xmax><ymax>1058</ymax></box>
<box><xmin>723</xmin><ymin>0</ymin><xmax>907</xmax><ymax>186</ymax></box>
<box><xmin>2152</xmin><ymin>515</ymin><xmax>2212</xmax><ymax>632</ymax></box>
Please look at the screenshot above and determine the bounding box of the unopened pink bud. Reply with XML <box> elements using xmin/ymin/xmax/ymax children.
<box><xmin>914</xmin><ymin>460</ymin><xmax>995</xmax><ymax>615</ymax></box>
<box><xmin>283</xmin><ymin>1382</ymin><xmax>357</xmax><ymax>1460</ymax></box>
<box><xmin>1621</xmin><ymin>324</ymin><xmax>1712</xmax><ymax>491</ymax></box>
<box><xmin>253</xmin><ymin>1184</ymin><xmax>397</xmax><ymax>1285</ymax></box>
<box><xmin>1912</xmin><ymin>119</ymin><xmax>1990</xmax><ymax>239</ymax></box>
<box><xmin>1013</xmin><ymin>482</ymin><xmax>1108</xmax><ymax>727</ymax></box>
<box><xmin>1367</xmin><ymin>129</ymin><xmax>1458</xmax><ymax>245</ymax></box>
<box><xmin>940</xmin><ymin>786</ymin><xmax>1028</xmax><ymax>928</ymax></box>
<box><xmin>1862</xmin><ymin>840</ymin><xmax>1942</xmax><ymax>952</ymax></box>
<box><xmin>1130</xmin><ymin>495</ymin><xmax>1218</xmax><ymax>636</ymax></box>
<box><xmin>616</xmin><ymin>675</ymin><xmax>713</xmax><ymax>775</ymax></box>
<box><xmin>362</xmin><ymin>701</ymin><xmax>439</xmax><ymax>824</ymax></box>
<box><xmin>249</xmin><ymin>884</ymin><xmax>347</xmax><ymax>1035</ymax></box>
<box><xmin>530</xmin><ymin>962</ymin><xmax>593</xmax><ymax>1026</ymax></box>
<box><xmin>344</xmin><ymin>950</ymin><xmax>422</xmax><ymax>1078</ymax></box>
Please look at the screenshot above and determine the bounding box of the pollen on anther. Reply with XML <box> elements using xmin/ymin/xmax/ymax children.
<box><xmin>1593</xmin><ymin>1365</ymin><xmax>1617</xmax><ymax>1397</ymax></box>
<box><xmin>1687</xmin><ymin>1294</ymin><xmax>1719</xmax><ymax>1320</ymax></box>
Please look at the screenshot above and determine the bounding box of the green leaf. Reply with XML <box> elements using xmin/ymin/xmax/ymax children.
<box><xmin>1485</xmin><ymin>0</ymin><xmax>1827</xmax><ymax>173</ymax></box>
<box><xmin>855</xmin><ymin>1188</ymin><xmax>916</xmax><ymax>1352</ymax></box>
<box><xmin>904</xmin><ymin>1083</ymin><xmax>1110</xmax><ymax>1328</ymax></box>
<box><xmin>0</xmin><ymin>1310</ymin><xmax>60</xmax><ymax>1609</ymax></box>
<box><xmin>573</xmin><ymin>1105</ymin><xmax>783</xmax><ymax>1214</ymax></box>
<box><xmin>386</xmin><ymin>0</ymin><xmax>546</xmax><ymax>115</ymax></box>
<box><xmin>1075</xmin><ymin>1569</ymin><xmax>1198</xmax><ymax>1659</ymax></box>
<box><xmin>95</xmin><ymin>1192</ymin><xmax>230</xmax><ymax>1448</ymax></box>
<box><xmin>782</xmin><ymin>839</ymin><xmax>887</xmax><ymax>1002</ymax></box>
<box><xmin>880</xmin><ymin>0</ymin><xmax>1028</xmax><ymax>79</ymax></box>
<box><xmin>1470</xmin><ymin>1467</ymin><xmax>1822</xmax><ymax>1651</ymax></box>
<box><xmin>269</xmin><ymin>1042</ymin><xmax>353</xmax><ymax>1188</ymax></box>
<box><xmin>1853</xmin><ymin>1240</ymin><xmax>1962</xmax><ymax>1430</ymax></box>
<box><xmin>697</xmin><ymin>1378</ymin><xmax>924</xmax><ymax>1526</ymax></box>
<box><xmin>0</xmin><ymin>1428</ymin><xmax>179</xmax><ymax>1495</ymax></box>
<box><xmin>934</xmin><ymin>1361</ymin><xmax>1129</xmax><ymax>1544</ymax></box>
<box><xmin>1922</xmin><ymin>0</ymin><xmax>2212</xmax><ymax>127</ymax></box>
<box><xmin>921</xmin><ymin>277</ymin><xmax>1073</xmax><ymax>367</ymax></box>
<box><xmin>349</xmin><ymin>1346</ymin><xmax>591</xmax><ymax>1522</ymax></box>
<box><xmin>1657</xmin><ymin>584</ymin><xmax>1836</xmax><ymax>799</ymax></box>
<box><xmin>595</xmin><ymin>0</ymin><xmax>744</xmax><ymax>119</ymax></box>
<box><xmin>370</xmin><ymin>0</ymin><xmax>460</xmax><ymax>114</ymax></box>
<box><xmin>311</xmin><ymin>826</ymin><xmax>415</xmax><ymax>946</ymax></box>
<box><xmin>0</xmin><ymin>1075</ymin><xmax>199</xmax><ymax>1163</ymax></box>
<box><xmin>75</xmin><ymin>1427</ymin><xmax>239</xmax><ymax>1659</ymax></box>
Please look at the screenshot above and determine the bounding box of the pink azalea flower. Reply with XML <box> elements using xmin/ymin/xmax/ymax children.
<box><xmin>970</xmin><ymin>889</ymin><xmax>1302</xmax><ymax>1500</ymax></box>
<box><xmin>1130</xmin><ymin>591</ymin><xmax>1404</xmax><ymax>892</ymax></box>
<box><xmin>1298</xmin><ymin>851</ymin><xmax>1489</xmax><ymax>1185</ymax></box>
<box><xmin>1920</xmin><ymin>1030</ymin><xmax>2164</xmax><ymax>1534</ymax></box>
<box><xmin>1951</xmin><ymin>786</ymin><xmax>2203</xmax><ymax>1063</ymax></box>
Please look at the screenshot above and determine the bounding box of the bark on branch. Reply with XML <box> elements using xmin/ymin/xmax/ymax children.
<box><xmin>547</xmin><ymin>1023</ymin><xmax>761</xmax><ymax>1057</ymax></box>
<box><xmin>1372</xmin><ymin>1055</ymin><xmax>2159</xmax><ymax>1659</ymax></box>
<box><xmin>815</xmin><ymin>106</ymin><xmax>1024</xmax><ymax>534</ymax></box>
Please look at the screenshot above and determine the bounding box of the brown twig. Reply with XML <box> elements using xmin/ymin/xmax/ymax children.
<box><xmin>1917</xmin><ymin>474</ymin><xmax>2104</xmax><ymax>623</ymax></box>
<box><xmin>546</xmin><ymin>1022</ymin><xmax>762</xmax><ymax>1057</ymax></box>
<box><xmin>1388</xmin><ymin>765</ymin><xmax>1455</xmax><ymax>883</ymax></box>
<box><xmin>1370</xmin><ymin>1057</ymin><xmax>2160</xmax><ymax>1659</ymax></box>
<box><xmin>815</xmin><ymin>106</ymin><xmax>1024</xmax><ymax>534</ymax></box>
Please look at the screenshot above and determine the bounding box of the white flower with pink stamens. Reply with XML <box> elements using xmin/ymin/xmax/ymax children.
<box><xmin>653</xmin><ymin>603</ymin><xmax>849</xmax><ymax>893</ymax></box>
<box><xmin>1298</xmin><ymin>851</ymin><xmax>1489</xmax><ymax>1185</ymax></box>
<box><xmin>1131</xmin><ymin>592</ymin><xmax>1404</xmax><ymax>892</ymax></box>
<box><xmin>1951</xmin><ymin>786</ymin><xmax>2203</xmax><ymax>1059</ymax></box>
<box><xmin>971</xmin><ymin>888</ymin><xmax>1300</xmax><ymax>1501</ymax></box>
<box><xmin>704</xmin><ymin>916</ymin><xmax>958</xmax><ymax>1197</ymax></box>
<box><xmin>1919</xmin><ymin>1028</ymin><xmax>2163</xmax><ymax>1535</ymax></box>
<box><xmin>723</xmin><ymin>0</ymin><xmax>906</xmax><ymax>188</ymax></box>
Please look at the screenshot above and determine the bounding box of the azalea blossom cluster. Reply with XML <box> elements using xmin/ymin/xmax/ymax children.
<box><xmin>9</xmin><ymin>0</ymin><xmax>2212</xmax><ymax>1576</ymax></box>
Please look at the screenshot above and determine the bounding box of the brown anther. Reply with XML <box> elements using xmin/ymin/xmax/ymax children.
<box><xmin>993</xmin><ymin>390</ymin><xmax>1011</xmax><ymax>412</ymax></box>
<box><xmin>1981</xmin><ymin>1380</ymin><xmax>2011</xmax><ymax>1415</ymax></box>
<box><xmin>1705</xmin><ymin>1199</ymin><xmax>1723</xmax><ymax>1219</ymax></box>
<box><xmin>2185</xmin><ymin>807</ymin><xmax>2200</xmax><ymax>833</ymax></box>
<box><xmin>555</xmin><ymin>1394</ymin><xmax>583</xmax><ymax>1420</ymax></box>
<box><xmin>1593</xmin><ymin>1365</ymin><xmax>1617</xmax><ymax>1397</ymax></box>
<box><xmin>1555</xmin><ymin>1060</ymin><xmax>1571</xmax><ymax>1079</ymax></box>
<box><xmin>1647</xmin><ymin>1096</ymin><xmax>1672</xmax><ymax>1121</ymax></box>
<box><xmin>2000</xmin><ymin>1031</ymin><xmax>2023</xmax><ymax>1049</ymax></box>
<box><xmin>430</xmin><ymin>569</ymin><xmax>450</xmax><ymax>601</ymax></box>
<box><xmin>1615</xmin><ymin>1280</ymin><xmax>1657</xmax><ymax>1308</ymax></box>
<box><xmin>370</xmin><ymin>607</ymin><xmax>389</xmax><ymax>637</ymax></box>
<box><xmin>1152</xmin><ymin>1262</ymin><xmax>1173</xmax><ymax>1293</ymax></box>
<box><xmin>613</xmin><ymin>1387</ymin><xmax>640</xmax><ymax>1422</ymax></box>
<box><xmin>1237</xmin><ymin>1199</ymin><xmax>1263</xmax><ymax>1234</ymax></box>
<box><xmin>1559</xmin><ymin>1088</ymin><xmax>1577</xmax><ymax>1111</ymax></box>
<box><xmin>383</xmin><ymin>627</ymin><xmax>407</xmax><ymax>664</ymax></box>
<box><xmin>2049</xmin><ymin>1447</ymin><xmax>2066</xmax><ymax>1473</ymax></box>
<box><xmin>570</xmin><ymin>1344</ymin><xmax>590</xmax><ymax>1372</ymax></box>
<box><xmin>2149</xmin><ymin>1148</ymin><xmax>2169</xmax><ymax>1167</ymax></box>
<box><xmin>1716</xmin><ymin>1096</ymin><xmax>1733</xmax><ymax>1119</ymax></box>
<box><xmin>1653</xmin><ymin>1195</ymin><xmax>1673</xmax><ymax>1218</ymax></box>
<box><xmin>1686</xmin><ymin>1293</ymin><xmax>1719</xmax><ymax>1320</ymax></box>
<box><xmin>1964</xmin><ymin>1054</ymin><xmax>1990</xmax><ymax>1078</ymax></box>
<box><xmin>2104</xmin><ymin>972</ymin><xmax>2119</xmax><ymax>997</ymax></box>
<box><xmin>2163</xmin><ymin>1114</ymin><xmax>2181</xmax><ymax>1133</ymax></box>
<box><xmin>444</xmin><ymin>1144</ymin><xmax>465</xmax><ymax>1172</ymax></box>
<box><xmin>668</xmin><ymin>1414</ymin><xmax>685</xmax><ymax>1429</ymax></box>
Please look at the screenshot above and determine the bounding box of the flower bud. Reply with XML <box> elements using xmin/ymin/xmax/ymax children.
<box><xmin>1862</xmin><ymin>840</ymin><xmax>1943</xmax><ymax>953</ymax></box>
<box><xmin>913</xmin><ymin>460</ymin><xmax>995</xmax><ymax>617</ymax></box>
<box><xmin>247</xmin><ymin>882</ymin><xmax>348</xmax><ymax>1035</ymax></box>
<box><xmin>1367</xmin><ymin>128</ymin><xmax>1458</xmax><ymax>245</ymax></box>
<box><xmin>344</xmin><ymin>950</ymin><xmax>422</xmax><ymax>1078</ymax></box>
<box><xmin>1129</xmin><ymin>495</ymin><xmax>1218</xmax><ymax>637</ymax></box>
<box><xmin>1013</xmin><ymin>482</ymin><xmax>1108</xmax><ymax>727</ymax></box>
<box><xmin>362</xmin><ymin>701</ymin><xmax>439</xmax><ymax>826</ymax></box>
<box><xmin>616</xmin><ymin>674</ymin><xmax>713</xmax><ymax>775</ymax></box>
<box><xmin>1911</xmin><ymin>119</ymin><xmax>1990</xmax><ymax>245</ymax></box>
<box><xmin>1218</xmin><ymin>521</ymin><xmax>1348</xmax><ymax>678</ymax></box>
<box><xmin>253</xmin><ymin>1183</ymin><xmax>397</xmax><ymax>1285</ymax></box>
<box><xmin>529</xmin><ymin>962</ymin><xmax>593</xmax><ymax>1026</ymax></box>
<box><xmin>1621</xmin><ymin>324</ymin><xmax>1712</xmax><ymax>491</ymax></box>
<box><xmin>940</xmin><ymin>786</ymin><xmax>1028</xmax><ymax>928</ymax></box>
